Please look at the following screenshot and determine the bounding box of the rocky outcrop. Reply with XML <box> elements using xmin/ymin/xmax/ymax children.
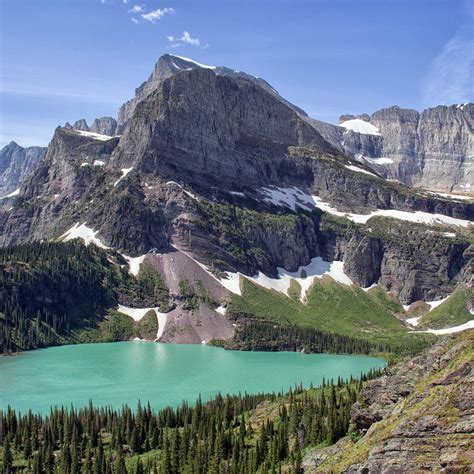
<box><xmin>0</xmin><ymin>142</ymin><xmax>46</xmax><ymax>197</ymax></box>
<box><xmin>303</xmin><ymin>330</ymin><xmax>474</xmax><ymax>472</ymax></box>
<box><xmin>90</xmin><ymin>116</ymin><xmax>118</xmax><ymax>136</ymax></box>
<box><xmin>65</xmin><ymin>116</ymin><xmax>118</xmax><ymax>136</ymax></box>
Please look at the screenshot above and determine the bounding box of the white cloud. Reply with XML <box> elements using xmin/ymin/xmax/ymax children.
<box><xmin>131</xmin><ymin>17</ymin><xmax>138</xmax><ymax>23</ymax></box>
<box><xmin>129</xmin><ymin>5</ymin><xmax>143</xmax><ymax>13</ymax></box>
<box><xmin>181</xmin><ymin>31</ymin><xmax>200</xmax><ymax>46</ymax></box>
<box><xmin>141</xmin><ymin>7</ymin><xmax>174</xmax><ymax>23</ymax></box>
<box><xmin>167</xmin><ymin>31</ymin><xmax>201</xmax><ymax>47</ymax></box>
<box><xmin>422</xmin><ymin>27</ymin><xmax>474</xmax><ymax>107</ymax></box>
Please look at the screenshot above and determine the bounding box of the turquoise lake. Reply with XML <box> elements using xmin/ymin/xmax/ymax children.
<box><xmin>0</xmin><ymin>342</ymin><xmax>385</xmax><ymax>414</ymax></box>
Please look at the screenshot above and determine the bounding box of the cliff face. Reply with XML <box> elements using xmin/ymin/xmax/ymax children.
<box><xmin>116</xmin><ymin>54</ymin><xmax>307</xmax><ymax>133</ymax></box>
<box><xmin>0</xmin><ymin>142</ymin><xmax>46</xmax><ymax>197</ymax></box>
<box><xmin>309</xmin><ymin>104</ymin><xmax>473</xmax><ymax>193</ymax></box>
<box><xmin>303</xmin><ymin>330</ymin><xmax>474</xmax><ymax>472</ymax></box>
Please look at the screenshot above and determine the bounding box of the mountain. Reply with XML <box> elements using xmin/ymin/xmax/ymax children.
<box><xmin>116</xmin><ymin>53</ymin><xmax>307</xmax><ymax>133</ymax></box>
<box><xmin>0</xmin><ymin>141</ymin><xmax>46</xmax><ymax>197</ymax></box>
<box><xmin>0</xmin><ymin>54</ymin><xmax>473</xmax><ymax>351</ymax></box>
<box><xmin>307</xmin><ymin>104</ymin><xmax>473</xmax><ymax>193</ymax></box>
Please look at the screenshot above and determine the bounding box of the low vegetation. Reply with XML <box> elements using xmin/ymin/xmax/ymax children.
<box><xmin>228</xmin><ymin>278</ymin><xmax>434</xmax><ymax>355</ymax></box>
<box><xmin>418</xmin><ymin>285</ymin><xmax>473</xmax><ymax>329</ymax></box>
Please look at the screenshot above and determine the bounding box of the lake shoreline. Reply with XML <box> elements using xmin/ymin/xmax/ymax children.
<box><xmin>1</xmin><ymin>341</ymin><xmax>386</xmax><ymax>415</ymax></box>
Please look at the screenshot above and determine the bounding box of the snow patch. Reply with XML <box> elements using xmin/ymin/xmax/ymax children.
<box><xmin>1</xmin><ymin>188</ymin><xmax>20</xmax><ymax>199</ymax></box>
<box><xmin>362</xmin><ymin>283</ymin><xmax>377</xmax><ymax>292</ymax></box>
<box><xmin>406</xmin><ymin>316</ymin><xmax>421</xmax><ymax>327</ymax></box>
<box><xmin>60</xmin><ymin>222</ymin><xmax>109</xmax><ymax>249</ymax></box>
<box><xmin>361</xmin><ymin>156</ymin><xmax>394</xmax><ymax>165</ymax></box>
<box><xmin>93</xmin><ymin>160</ymin><xmax>105</xmax><ymax>166</ymax></box>
<box><xmin>442</xmin><ymin>232</ymin><xmax>456</xmax><ymax>238</ymax></box>
<box><xmin>121</xmin><ymin>254</ymin><xmax>146</xmax><ymax>276</ymax></box>
<box><xmin>260</xmin><ymin>187</ymin><xmax>472</xmax><ymax>228</ymax></box>
<box><xmin>339</xmin><ymin>119</ymin><xmax>381</xmax><ymax>136</ymax></box>
<box><xmin>344</xmin><ymin>164</ymin><xmax>378</xmax><ymax>177</ymax></box>
<box><xmin>76</xmin><ymin>130</ymin><xmax>117</xmax><ymax>141</ymax></box>
<box><xmin>170</xmin><ymin>54</ymin><xmax>216</xmax><ymax>70</ymax></box>
<box><xmin>215</xmin><ymin>305</ymin><xmax>227</xmax><ymax>315</ymax></box>
<box><xmin>423</xmin><ymin>320</ymin><xmax>474</xmax><ymax>335</ymax></box>
<box><xmin>114</xmin><ymin>167</ymin><xmax>133</xmax><ymax>187</ymax></box>
<box><xmin>117</xmin><ymin>306</ymin><xmax>169</xmax><ymax>340</ymax></box>
<box><xmin>426</xmin><ymin>297</ymin><xmax>449</xmax><ymax>310</ymax></box>
<box><xmin>156</xmin><ymin>311</ymin><xmax>168</xmax><ymax>340</ymax></box>
<box><xmin>219</xmin><ymin>272</ymin><xmax>242</xmax><ymax>296</ymax></box>
<box><xmin>117</xmin><ymin>305</ymin><xmax>154</xmax><ymax>322</ymax></box>
<box><xmin>220</xmin><ymin>257</ymin><xmax>352</xmax><ymax>302</ymax></box>
<box><xmin>261</xmin><ymin>186</ymin><xmax>314</xmax><ymax>211</ymax></box>
<box><xmin>166</xmin><ymin>181</ymin><xmax>199</xmax><ymax>200</ymax></box>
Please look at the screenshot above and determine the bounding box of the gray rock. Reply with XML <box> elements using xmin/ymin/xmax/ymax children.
<box><xmin>311</xmin><ymin>104</ymin><xmax>473</xmax><ymax>193</ymax></box>
<box><xmin>90</xmin><ymin>116</ymin><xmax>117</xmax><ymax>136</ymax></box>
<box><xmin>0</xmin><ymin>141</ymin><xmax>46</xmax><ymax>197</ymax></box>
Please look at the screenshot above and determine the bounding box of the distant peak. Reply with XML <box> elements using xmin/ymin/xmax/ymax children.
<box><xmin>166</xmin><ymin>54</ymin><xmax>217</xmax><ymax>70</ymax></box>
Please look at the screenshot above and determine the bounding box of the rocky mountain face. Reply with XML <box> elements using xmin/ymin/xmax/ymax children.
<box><xmin>0</xmin><ymin>142</ymin><xmax>46</xmax><ymax>197</ymax></box>
<box><xmin>64</xmin><ymin>116</ymin><xmax>118</xmax><ymax>136</ymax></box>
<box><xmin>116</xmin><ymin>54</ymin><xmax>306</xmax><ymax>133</ymax></box>
<box><xmin>309</xmin><ymin>104</ymin><xmax>473</xmax><ymax>193</ymax></box>
<box><xmin>303</xmin><ymin>330</ymin><xmax>474</xmax><ymax>472</ymax></box>
<box><xmin>0</xmin><ymin>55</ymin><xmax>472</xmax><ymax>344</ymax></box>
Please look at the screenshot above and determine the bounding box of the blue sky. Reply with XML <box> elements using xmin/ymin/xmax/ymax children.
<box><xmin>1</xmin><ymin>0</ymin><xmax>472</xmax><ymax>148</ymax></box>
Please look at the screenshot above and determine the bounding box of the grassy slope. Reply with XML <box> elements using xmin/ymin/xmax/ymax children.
<box><xmin>229</xmin><ymin>277</ymin><xmax>434</xmax><ymax>354</ymax></box>
<box><xmin>418</xmin><ymin>285</ymin><xmax>473</xmax><ymax>329</ymax></box>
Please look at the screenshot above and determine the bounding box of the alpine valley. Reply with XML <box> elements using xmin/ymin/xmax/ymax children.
<box><xmin>0</xmin><ymin>54</ymin><xmax>473</xmax><ymax>473</ymax></box>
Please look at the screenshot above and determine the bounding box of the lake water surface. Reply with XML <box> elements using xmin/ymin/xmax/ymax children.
<box><xmin>0</xmin><ymin>342</ymin><xmax>385</xmax><ymax>414</ymax></box>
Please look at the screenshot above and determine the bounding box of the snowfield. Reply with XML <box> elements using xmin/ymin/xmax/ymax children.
<box><xmin>339</xmin><ymin>119</ymin><xmax>381</xmax><ymax>136</ymax></box>
<box><xmin>60</xmin><ymin>222</ymin><xmax>109</xmax><ymax>249</ymax></box>
<box><xmin>217</xmin><ymin>257</ymin><xmax>352</xmax><ymax>301</ymax></box>
<box><xmin>259</xmin><ymin>186</ymin><xmax>472</xmax><ymax>228</ymax></box>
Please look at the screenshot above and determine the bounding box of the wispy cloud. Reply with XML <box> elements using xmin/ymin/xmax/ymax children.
<box><xmin>167</xmin><ymin>31</ymin><xmax>202</xmax><ymax>47</ymax></box>
<box><xmin>422</xmin><ymin>25</ymin><xmax>474</xmax><ymax>107</ymax></box>
<box><xmin>131</xmin><ymin>17</ymin><xmax>138</xmax><ymax>24</ymax></box>
<box><xmin>141</xmin><ymin>7</ymin><xmax>174</xmax><ymax>23</ymax></box>
<box><xmin>129</xmin><ymin>4</ymin><xmax>144</xmax><ymax>13</ymax></box>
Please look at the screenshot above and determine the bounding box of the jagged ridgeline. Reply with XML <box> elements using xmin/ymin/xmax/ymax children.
<box><xmin>0</xmin><ymin>54</ymin><xmax>473</xmax><ymax>353</ymax></box>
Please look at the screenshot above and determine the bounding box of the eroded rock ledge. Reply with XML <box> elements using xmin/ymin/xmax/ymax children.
<box><xmin>303</xmin><ymin>330</ymin><xmax>474</xmax><ymax>473</ymax></box>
